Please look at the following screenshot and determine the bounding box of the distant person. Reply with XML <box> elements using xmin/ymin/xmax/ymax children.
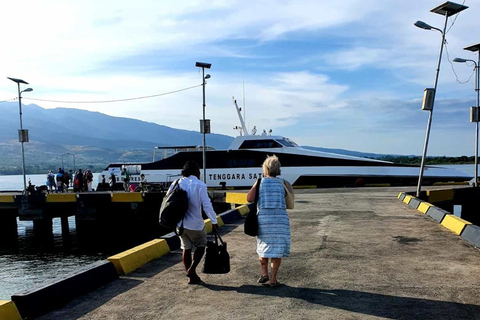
<box><xmin>169</xmin><ymin>161</ymin><xmax>218</xmax><ymax>284</ymax></box>
<box><xmin>122</xmin><ymin>167</ymin><xmax>130</xmax><ymax>192</ymax></box>
<box><xmin>109</xmin><ymin>173</ymin><xmax>116</xmax><ymax>191</ymax></box>
<box><xmin>139</xmin><ymin>174</ymin><xmax>147</xmax><ymax>192</ymax></box>
<box><xmin>46</xmin><ymin>171</ymin><xmax>56</xmax><ymax>193</ymax></box>
<box><xmin>246</xmin><ymin>155</ymin><xmax>293</xmax><ymax>287</ymax></box>
<box><xmin>56</xmin><ymin>168</ymin><xmax>64</xmax><ymax>193</ymax></box>
<box><xmin>85</xmin><ymin>169</ymin><xmax>94</xmax><ymax>192</ymax></box>
<box><xmin>74</xmin><ymin>169</ymin><xmax>84</xmax><ymax>192</ymax></box>
<box><xmin>68</xmin><ymin>169</ymin><xmax>74</xmax><ymax>187</ymax></box>
<box><xmin>63</xmin><ymin>170</ymin><xmax>71</xmax><ymax>192</ymax></box>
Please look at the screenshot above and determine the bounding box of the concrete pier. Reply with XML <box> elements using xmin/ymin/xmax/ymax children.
<box><xmin>30</xmin><ymin>187</ymin><xmax>480</xmax><ymax>320</ymax></box>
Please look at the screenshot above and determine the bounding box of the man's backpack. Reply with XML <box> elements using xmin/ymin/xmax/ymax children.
<box><xmin>159</xmin><ymin>179</ymin><xmax>188</xmax><ymax>230</ymax></box>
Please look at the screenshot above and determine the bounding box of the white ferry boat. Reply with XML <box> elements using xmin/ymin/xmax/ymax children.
<box><xmin>98</xmin><ymin>101</ymin><xmax>472</xmax><ymax>189</ymax></box>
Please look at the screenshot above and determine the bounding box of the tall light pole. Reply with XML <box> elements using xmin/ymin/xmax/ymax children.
<box><xmin>453</xmin><ymin>42</ymin><xmax>480</xmax><ymax>187</ymax></box>
<box><xmin>414</xmin><ymin>1</ymin><xmax>468</xmax><ymax>198</ymax></box>
<box><xmin>7</xmin><ymin>77</ymin><xmax>33</xmax><ymax>195</ymax></box>
<box><xmin>62</xmin><ymin>152</ymin><xmax>75</xmax><ymax>171</ymax></box>
<box><xmin>195</xmin><ymin>62</ymin><xmax>212</xmax><ymax>183</ymax></box>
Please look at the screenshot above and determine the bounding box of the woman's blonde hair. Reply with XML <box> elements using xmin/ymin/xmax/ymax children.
<box><xmin>262</xmin><ymin>155</ymin><xmax>281</xmax><ymax>177</ymax></box>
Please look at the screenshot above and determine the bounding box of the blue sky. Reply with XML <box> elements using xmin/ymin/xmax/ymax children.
<box><xmin>0</xmin><ymin>0</ymin><xmax>479</xmax><ymax>156</ymax></box>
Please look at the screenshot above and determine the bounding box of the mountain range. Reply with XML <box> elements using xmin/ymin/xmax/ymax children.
<box><xmin>0</xmin><ymin>102</ymin><xmax>392</xmax><ymax>174</ymax></box>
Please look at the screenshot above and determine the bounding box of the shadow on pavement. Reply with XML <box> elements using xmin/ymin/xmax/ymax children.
<box><xmin>37</xmin><ymin>278</ymin><xmax>143</xmax><ymax>320</ymax></box>
<box><xmin>203</xmin><ymin>283</ymin><xmax>480</xmax><ymax>320</ymax></box>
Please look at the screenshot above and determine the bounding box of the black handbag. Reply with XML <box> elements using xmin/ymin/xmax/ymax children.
<box><xmin>244</xmin><ymin>178</ymin><xmax>261</xmax><ymax>236</ymax></box>
<box><xmin>159</xmin><ymin>179</ymin><xmax>188</xmax><ymax>230</ymax></box>
<box><xmin>202</xmin><ymin>228</ymin><xmax>230</xmax><ymax>274</ymax></box>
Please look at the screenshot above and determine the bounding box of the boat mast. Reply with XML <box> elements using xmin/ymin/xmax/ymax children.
<box><xmin>233</xmin><ymin>97</ymin><xmax>250</xmax><ymax>136</ymax></box>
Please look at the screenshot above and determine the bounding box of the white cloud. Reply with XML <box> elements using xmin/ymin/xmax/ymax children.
<box><xmin>1</xmin><ymin>0</ymin><xmax>479</xmax><ymax>156</ymax></box>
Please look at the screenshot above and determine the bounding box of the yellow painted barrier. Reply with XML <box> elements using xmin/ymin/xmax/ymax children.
<box><xmin>204</xmin><ymin>219</ymin><xmax>213</xmax><ymax>234</ymax></box>
<box><xmin>46</xmin><ymin>193</ymin><xmax>77</xmax><ymax>203</ymax></box>
<box><xmin>216</xmin><ymin>215</ymin><xmax>224</xmax><ymax>228</ymax></box>
<box><xmin>111</xmin><ymin>192</ymin><xmax>144</xmax><ymax>202</ymax></box>
<box><xmin>403</xmin><ymin>195</ymin><xmax>412</xmax><ymax>204</ymax></box>
<box><xmin>107</xmin><ymin>239</ymin><xmax>170</xmax><ymax>275</ymax></box>
<box><xmin>0</xmin><ymin>195</ymin><xmax>15</xmax><ymax>203</ymax></box>
<box><xmin>417</xmin><ymin>202</ymin><xmax>434</xmax><ymax>214</ymax></box>
<box><xmin>237</xmin><ymin>204</ymin><xmax>251</xmax><ymax>216</ymax></box>
<box><xmin>225</xmin><ymin>193</ymin><xmax>248</xmax><ymax>204</ymax></box>
<box><xmin>426</xmin><ymin>189</ymin><xmax>454</xmax><ymax>203</ymax></box>
<box><xmin>441</xmin><ymin>214</ymin><xmax>471</xmax><ymax>236</ymax></box>
<box><xmin>0</xmin><ymin>300</ymin><xmax>22</xmax><ymax>320</ymax></box>
<box><xmin>397</xmin><ymin>192</ymin><xmax>404</xmax><ymax>199</ymax></box>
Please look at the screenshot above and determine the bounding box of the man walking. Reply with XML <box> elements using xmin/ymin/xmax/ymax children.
<box><xmin>170</xmin><ymin>161</ymin><xmax>217</xmax><ymax>284</ymax></box>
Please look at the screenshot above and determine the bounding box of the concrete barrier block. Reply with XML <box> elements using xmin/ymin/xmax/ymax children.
<box><xmin>46</xmin><ymin>193</ymin><xmax>77</xmax><ymax>203</ymax></box>
<box><xmin>216</xmin><ymin>215</ymin><xmax>224</xmax><ymax>228</ymax></box>
<box><xmin>0</xmin><ymin>195</ymin><xmax>15</xmax><ymax>203</ymax></box>
<box><xmin>108</xmin><ymin>239</ymin><xmax>170</xmax><ymax>275</ymax></box>
<box><xmin>12</xmin><ymin>260</ymin><xmax>118</xmax><ymax>319</ymax></box>
<box><xmin>111</xmin><ymin>192</ymin><xmax>144</xmax><ymax>203</ymax></box>
<box><xmin>238</xmin><ymin>204</ymin><xmax>251</xmax><ymax>216</ymax></box>
<box><xmin>204</xmin><ymin>219</ymin><xmax>213</xmax><ymax>234</ymax></box>
<box><xmin>161</xmin><ymin>232</ymin><xmax>180</xmax><ymax>251</ymax></box>
<box><xmin>441</xmin><ymin>214</ymin><xmax>472</xmax><ymax>235</ymax></box>
<box><xmin>461</xmin><ymin>225</ymin><xmax>480</xmax><ymax>247</ymax></box>
<box><xmin>408</xmin><ymin>198</ymin><xmax>421</xmax><ymax>209</ymax></box>
<box><xmin>0</xmin><ymin>300</ymin><xmax>22</xmax><ymax>320</ymax></box>
<box><xmin>225</xmin><ymin>192</ymin><xmax>248</xmax><ymax>204</ymax></box>
<box><xmin>426</xmin><ymin>206</ymin><xmax>448</xmax><ymax>223</ymax></box>
<box><xmin>417</xmin><ymin>202</ymin><xmax>433</xmax><ymax>214</ymax></box>
<box><xmin>403</xmin><ymin>195</ymin><xmax>412</xmax><ymax>205</ymax></box>
<box><xmin>397</xmin><ymin>193</ymin><xmax>406</xmax><ymax>200</ymax></box>
<box><xmin>427</xmin><ymin>189</ymin><xmax>454</xmax><ymax>203</ymax></box>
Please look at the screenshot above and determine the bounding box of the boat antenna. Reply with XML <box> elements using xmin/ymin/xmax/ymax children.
<box><xmin>233</xmin><ymin>97</ymin><xmax>249</xmax><ymax>136</ymax></box>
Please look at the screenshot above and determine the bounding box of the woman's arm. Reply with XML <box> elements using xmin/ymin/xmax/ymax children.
<box><xmin>246</xmin><ymin>180</ymin><xmax>258</xmax><ymax>202</ymax></box>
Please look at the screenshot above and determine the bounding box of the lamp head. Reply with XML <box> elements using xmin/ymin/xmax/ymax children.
<box><xmin>23</xmin><ymin>88</ymin><xmax>33</xmax><ymax>92</ymax></box>
<box><xmin>205</xmin><ymin>74</ymin><xmax>211</xmax><ymax>79</ymax></box>
<box><xmin>453</xmin><ymin>57</ymin><xmax>468</xmax><ymax>63</ymax></box>
<box><xmin>414</xmin><ymin>20</ymin><xmax>433</xmax><ymax>30</ymax></box>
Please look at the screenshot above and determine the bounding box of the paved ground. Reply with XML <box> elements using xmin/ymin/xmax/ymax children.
<box><xmin>38</xmin><ymin>187</ymin><xmax>480</xmax><ymax>320</ymax></box>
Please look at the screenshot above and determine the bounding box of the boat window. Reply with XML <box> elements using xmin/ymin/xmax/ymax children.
<box><xmin>239</xmin><ymin>139</ymin><xmax>283</xmax><ymax>149</ymax></box>
<box><xmin>226</xmin><ymin>159</ymin><xmax>258</xmax><ymax>168</ymax></box>
<box><xmin>277</xmin><ymin>138</ymin><xmax>298</xmax><ymax>147</ymax></box>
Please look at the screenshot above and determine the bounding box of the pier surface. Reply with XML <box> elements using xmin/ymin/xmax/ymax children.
<box><xmin>37</xmin><ymin>187</ymin><xmax>480</xmax><ymax>320</ymax></box>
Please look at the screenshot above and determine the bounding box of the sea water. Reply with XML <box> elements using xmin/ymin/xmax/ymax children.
<box><xmin>0</xmin><ymin>173</ymin><xmax>105</xmax><ymax>300</ymax></box>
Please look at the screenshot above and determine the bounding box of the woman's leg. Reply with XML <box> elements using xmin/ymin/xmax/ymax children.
<box><xmin>270</xmin><ymin>258</ymin><xmax>282</xmax><ymax>284</ymax></box>
<box><xmin>259</xmin><ymin>257</ymin><xmax>269</xmax><ymax>277</ymax></box>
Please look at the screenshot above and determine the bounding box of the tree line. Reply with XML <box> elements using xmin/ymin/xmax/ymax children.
<box><xmin>373</xmin><ymin>155</ymin><xmax>475</xmax><ymax>165</ymax></box>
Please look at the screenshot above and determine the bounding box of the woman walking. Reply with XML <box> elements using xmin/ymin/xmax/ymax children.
<box><xmin>246</xmin><ymin>155</ymin><xmax>293</xmax><ymax>287</ymax></box>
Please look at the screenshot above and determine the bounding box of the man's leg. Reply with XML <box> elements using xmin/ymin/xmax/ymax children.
<box><xmin>182</xmin><ymin>249</ymin><xmax>192</xmax><ymax>273</ymax></box>
<box><xmin>187</xmin><ymin>247</ymin><xmax>205</xmax><ymax>281</ymax></box>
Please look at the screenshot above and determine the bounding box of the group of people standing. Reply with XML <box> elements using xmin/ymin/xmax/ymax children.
<box><xmin>174</xmin><ymin>155</ymin><xmax>293</xmax><ymax>287</ymax></box>
<box><xmin>45</xmin><ymin>168</ymin><xmax>94</xmax><ymax>193</ymax></box>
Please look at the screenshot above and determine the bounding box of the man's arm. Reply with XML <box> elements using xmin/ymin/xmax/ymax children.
<box><xmin>200</xmin><ymin>184</ymin><xmax>217</xmax><ymax>225</ymax></box>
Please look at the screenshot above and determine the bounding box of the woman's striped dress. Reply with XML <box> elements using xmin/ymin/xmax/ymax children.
<box><xmin>256</xmin><ymin>177</ymin><xmax>291</xmax><ymax>258</ymax></box>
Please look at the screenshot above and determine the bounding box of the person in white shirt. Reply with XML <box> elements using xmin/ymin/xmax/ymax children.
<box><xmin>174</xmin><ymin>161</ymin><xmax>218</xmax><ymax>284</ymax></box>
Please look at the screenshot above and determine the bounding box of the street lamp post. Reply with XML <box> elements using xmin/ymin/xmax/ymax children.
<box><xmin>195</xmin><ymin>62</ymin><xmax>212</xmax><ymax>183</ymax></box>
<box><xmin>414</xmin><ymin>1</ymin><xmax>468</xmax><ymax>198</ymax></box>
<box><xmin>453</xmin><ymin>42</ymin><xmax>480</xmax><ymax>187</ymax></box>
<box><xmin>62</xmin><ymin>152</ymin><xmax>76</xmax><ymax>172</ymax></box>
<box><xmin>7</xmin><ymin>77</ymin><xmax>33</xmax><ymax>195</ymax></box>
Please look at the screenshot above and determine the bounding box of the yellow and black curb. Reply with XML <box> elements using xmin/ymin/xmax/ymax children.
<box><xmin>398</xmin><ymin>192</ymin><xmax>480</xmax><ymax>247</ymax></box>
<box><xmin>2</xmin><ymin>193</ymin><xmax>252</xmax><ymax>320</ymax></box>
